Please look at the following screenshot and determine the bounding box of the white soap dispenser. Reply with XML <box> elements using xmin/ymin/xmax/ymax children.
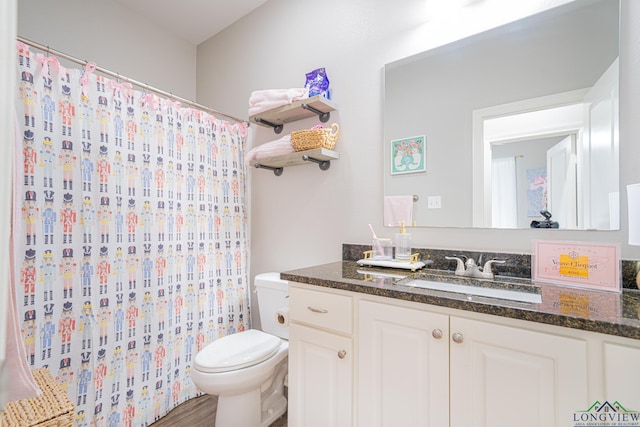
<box><xmin>394</xmin><ymin>221</ymin><xmax>412</xmax><ymax>262</ymax></box>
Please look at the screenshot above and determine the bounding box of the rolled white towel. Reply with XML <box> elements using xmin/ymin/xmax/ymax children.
<box><xmin>248</xmin><ymin>99</ymin><xmax>298</xmax><ymax>117</ymax></box>
<box><xmin>249</xmin><ymin>87</ymin><xmax>308</xmax><ymax>106</ymax></box>
<box><xmin>245</xmin><ymin>134</ymin><xmax>295</xmax><ymax>164</ymax></box>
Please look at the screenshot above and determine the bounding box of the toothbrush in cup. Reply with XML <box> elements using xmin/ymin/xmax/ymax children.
<box><xmin>368</xmin><ymin>224</ymin><xmax>386</xmax><ymax>258</ymax></box>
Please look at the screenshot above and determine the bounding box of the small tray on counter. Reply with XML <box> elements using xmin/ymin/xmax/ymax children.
<box><xmin>357</xmin><ymin>251</ymin><xmax>432</xmax><ymax>272</ymax></box>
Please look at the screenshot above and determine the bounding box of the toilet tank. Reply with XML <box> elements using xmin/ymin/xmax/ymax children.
<box><xmin>255</xmin><ymin>272</ymin><xmax>289</xmax><ymax>340</ymax></box>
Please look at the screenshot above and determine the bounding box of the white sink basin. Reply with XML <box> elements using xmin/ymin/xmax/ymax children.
<box><xmin>403</xmin><ymin>279</ymin><xmax>542</xmax><ymax>304</ymax></box>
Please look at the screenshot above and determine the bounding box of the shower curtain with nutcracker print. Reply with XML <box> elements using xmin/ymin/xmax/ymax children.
<box><xmin>14</xmin><ymin>42</ymin><xmax>251</xmax><ymax>427</ymax></box>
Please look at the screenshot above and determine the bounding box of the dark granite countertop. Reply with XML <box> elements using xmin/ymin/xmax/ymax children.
<box><xmin>281</xmin><ymin>261</ymin><xmax>640</xmax><ymax>340</ymax></box>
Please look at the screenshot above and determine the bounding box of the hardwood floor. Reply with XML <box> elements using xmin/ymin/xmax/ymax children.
<box><xmin>150</xmin><ymin>394</ymin><xmax>287</xmax><ymax>427</ymax></box>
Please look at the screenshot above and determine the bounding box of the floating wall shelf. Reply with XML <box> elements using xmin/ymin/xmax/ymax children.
<box><xmin>249</xmin><ymin>148</ymin><xmax>339</xmax><ymax>176</ymax></box>
<box><xmin>249</xmin><ymin>95</ymin><xmax>338</xmax><ymax>134</ymax></box>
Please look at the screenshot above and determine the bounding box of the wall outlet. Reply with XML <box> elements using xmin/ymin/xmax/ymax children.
<box><xmin>427</xmin><ymin>196</ymin><xmax>442</xmax><ymax>209</ymax></box>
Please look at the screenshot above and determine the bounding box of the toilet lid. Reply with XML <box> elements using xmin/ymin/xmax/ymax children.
<box><xmin>194</xmin><ymin>329</ymin><xmax>282</xmax><ymax>373</ymax></box>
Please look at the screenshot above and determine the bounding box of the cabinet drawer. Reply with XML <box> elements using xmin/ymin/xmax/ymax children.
<box><xmin>289</xmin><ymin>286</ymin><xmax>353</xmax><ymax>335</ymax></box>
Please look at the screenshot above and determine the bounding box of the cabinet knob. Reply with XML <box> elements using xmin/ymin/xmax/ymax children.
<box><xmin>337</xmin><ymin>350</ymin><xmax>347</xmax><ymax>359</ymax></box>
<box><xmin>452</xmin><ymin>333</ymin><xmax>464</xmax><ymax>344</ymax></box>
<box><xmin>432</xmin><ymin>329</ymin><xmax>443</xmax><ymax>339</ymax></box>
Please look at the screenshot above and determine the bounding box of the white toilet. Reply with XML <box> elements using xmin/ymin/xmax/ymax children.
<box><xmin>191</xmin><ymin>272</ymin><xmax>289</xmax><ymax>427</ymax></box>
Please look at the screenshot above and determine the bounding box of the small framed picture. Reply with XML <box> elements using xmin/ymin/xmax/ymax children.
<box><xmin>391</xmin><ymin>135</ymin><xmax>426</xmax><ymax>175</ymax></box>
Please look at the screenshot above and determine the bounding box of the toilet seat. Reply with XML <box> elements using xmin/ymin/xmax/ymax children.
<box><xmin>194</xmin><ymin>329</ymin><xmax>282</xmax><ymax>373</ymax></box>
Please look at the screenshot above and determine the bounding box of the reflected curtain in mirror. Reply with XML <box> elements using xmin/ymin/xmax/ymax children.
<box><xmin>491</xmin><ymin>156</ymin><xmax>517</xmax><ymax>228</ymax></box>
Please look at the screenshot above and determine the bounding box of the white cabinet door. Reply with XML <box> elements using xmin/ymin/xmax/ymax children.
<box><xmin>450</xmin><ymin>316</ymin><xmax>588</xmax><ymax>427</ymax></box>
<box><xmin>289</xmin><ymin>322</ymin><xmax>353</xmax><ymax>427</ymax></box>
<box><xmin>603</xmin><ymin>341</ymin><xmax>640</xmax><ymax>411</ymax></box>
<box><xmin>359</xmin><ymin>300</ymin><xmax>450</xmax><ymax>427</ymax></box>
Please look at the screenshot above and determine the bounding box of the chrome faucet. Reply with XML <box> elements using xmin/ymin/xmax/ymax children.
<box><xmin>445</xmin><ymin>255</ymin><xmax>506</xmax><ymax>279</ymax></box>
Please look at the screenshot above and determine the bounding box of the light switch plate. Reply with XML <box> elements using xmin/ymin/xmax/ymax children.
<box><xmin>428</xmin><ymin>196</ymin><xmax>441</xmax><ymax>209</ymax></box>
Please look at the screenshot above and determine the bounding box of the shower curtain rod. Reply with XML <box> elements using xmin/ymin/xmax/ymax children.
<box><xmin>17</xmin><ymin>36</ymin><xmax>248</xmax><ymax>125</ymax></box>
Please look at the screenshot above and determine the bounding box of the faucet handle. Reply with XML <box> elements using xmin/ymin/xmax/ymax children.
<box><xmin>445</xmin><ymin>256</ymin><xmax>466</xmax><ymax>274</ymax></box>
<box><xmin>482</xmin><ymin>259</ymin><xmax>506</xmax><ymax>274</ymax></box>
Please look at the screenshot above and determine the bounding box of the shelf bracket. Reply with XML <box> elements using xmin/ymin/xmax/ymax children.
<box><xmin>253</xmin><ymin>117</ymin><xmax>284</xmax><ymax>134</ymax></box>
<box><xmin>254</xmin><ymin>163</ymin><xmax>284</xmax><ymax>176</ymax></box>
<box><xmin>302</xmin><ymin>155</ymin><xmax>331</xmax><ymax>171</ymax></box>
<box><xmin>301</xmin><ymin>103</ymin><xmax>331</xmax><ymax>123</ymax></box>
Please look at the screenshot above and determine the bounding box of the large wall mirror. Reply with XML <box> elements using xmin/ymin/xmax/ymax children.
<box><xmin>383</xmin><ymin>0</ymin><xmax>619</xmax><ymax>230</ymax></box>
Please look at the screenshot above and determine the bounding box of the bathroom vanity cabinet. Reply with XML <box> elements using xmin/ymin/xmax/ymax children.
<box><xmin>602</xmin><ymin>341</ymin><xmax>640</xmax><ymax>404</ymax></box>
<box><xmin>359</xmin><ymin>296</ymin><xmax>588</xmax><ymax>427</ymax></box>
<box><xmin>287</xmin><ymin>280</ymin><xmax>640</xmax><ymax>427</ymax></box>
<box><xmin>448</xmin><ymin>316</ymin><xmax>587</xmax><ymax>427</ymax></box>
<box><xmin>288</xmin><ymin>285</ymin><xmax>354</xmax><ymax>427</ymax></box>
<box><xmin>358</xmin><ymin>300</ymin><xmax>450</xmax><ymax>427</ymax></box>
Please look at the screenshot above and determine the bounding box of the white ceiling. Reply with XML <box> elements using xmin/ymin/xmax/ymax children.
<box><xmin>113</xmin><ymin>0</ymin><xmax>269</xmax><ymax>45</ymax></box>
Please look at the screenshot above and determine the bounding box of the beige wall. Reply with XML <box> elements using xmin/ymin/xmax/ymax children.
<box><xmin>18</xmin><ymin>0</ymin><xmax>197</xmax><ymax>100</ymax></box>
<box><xmin>196</xmin><ymin>0</ymin><xmax>640</xmax><ymax>288</ymax></box>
